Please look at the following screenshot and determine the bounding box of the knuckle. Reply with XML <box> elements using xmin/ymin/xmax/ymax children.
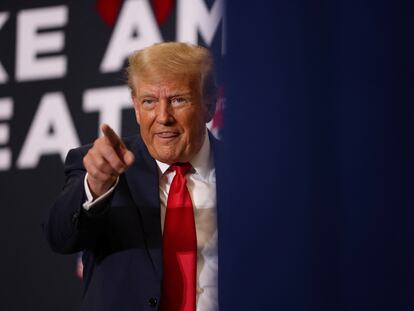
<box><xmin>92</xmin><ymin>168</ymin><xmax>101</xmax><ymax>177</ymax></box>
<box><xmin>83</xmin><ymin>154</ymin><xmax>93</xmax><ymax>171</ymax></box>
<box><xmin>107</xmin><ymin>153</ymin><xmax>118</xmax><ymax>164</ymax></box>
<box><xmin>107</xmin><ymin>151</ymin><xmax>121</xmax><ymax>165</ymax></box>
<box><xmin>83</xmin><ymin>155</ymin><xmax>89</xmax><ymax>168</ymax></box>
<box><xmin>92</xmin><ymin>137</ymin><xmax>106</xmax><ymax>151</ymax></box>
<box><xmin>88</xmin><ymin>168</ymin><xmax>98</xmax><ymax>180</ymax></box>
<box><xmin>92</xmin><ymin>167</ymin><xmax>101</xmax><ymax>178</ymax></box>
<box><xmin>113</xmin><ymin>163</ymin><xmax>125</xmax><ymax>174</ymax></box>
<box><xmin>95</xmin><ymin>158</ymin><xmax>106</xmax><ymax>170</ymax></box>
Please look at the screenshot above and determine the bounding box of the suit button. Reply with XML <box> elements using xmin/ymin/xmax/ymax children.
<box><xmin>148</xmin><ymin>297</ymin><xmax>158</xmax><ymax>308</ymax></box>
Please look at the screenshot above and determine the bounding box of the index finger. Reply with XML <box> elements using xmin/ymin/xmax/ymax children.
<box><xmin>101</xmin><ymin>123</ymin><xmax>125</xmax><ymax>149</ymax></box>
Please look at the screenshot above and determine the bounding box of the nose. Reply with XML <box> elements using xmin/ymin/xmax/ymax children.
<box><xmin>156</xmin><ymin>98</ymin><xmax>174</xmax><ymax>125</ymax></box>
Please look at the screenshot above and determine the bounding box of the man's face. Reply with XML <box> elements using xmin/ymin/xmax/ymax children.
<box><xmin>132</xmin><ymin>75</ymin><xmax>211</xmax><ymax>164</ymax></box>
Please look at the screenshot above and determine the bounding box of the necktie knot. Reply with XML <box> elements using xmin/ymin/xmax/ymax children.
<box><xmin>170</xmin><ymin>162</ymin><xmax>193</xmax><ymax>176</ymax></box>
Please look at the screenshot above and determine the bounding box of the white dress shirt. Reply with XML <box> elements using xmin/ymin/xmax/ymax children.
<box><xmin>83</xmin><ymin>131</ymin><xmax>218</xmax><ymax>311</ymax></box>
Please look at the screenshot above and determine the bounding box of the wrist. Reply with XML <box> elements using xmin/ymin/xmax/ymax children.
<box><xmin>87</xmin><ymin>176</ymin><xmax>116</xmax><ymax>199</ymax></box>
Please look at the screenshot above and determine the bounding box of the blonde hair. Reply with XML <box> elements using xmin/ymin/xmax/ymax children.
<box><xmin>127</xmin><ymin>42</ymin><xmax>217</xmax><ymax>113</ymax></box>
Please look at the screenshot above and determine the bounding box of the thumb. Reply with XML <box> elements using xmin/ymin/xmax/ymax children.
<box><xmin>123</xmin><ymin>150</ymin><xmax>135</xmax><ymax>166</ymax></box>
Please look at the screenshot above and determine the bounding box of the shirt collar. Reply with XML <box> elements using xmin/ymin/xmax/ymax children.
<box><xmin>156</xmin><ymin>129</ymin><xmax>212</xmax><ymax>180</ymax></box>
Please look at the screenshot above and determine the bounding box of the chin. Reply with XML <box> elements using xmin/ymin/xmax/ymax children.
<box><xmin>151</xmin><ymin>145</ymin><xmax>190</xmax><ymax>164</ymax></box>
<box><xmin>152</xmin><ymin>151</ymin><xmax>179</xmax><ymax>164</ymax></box>
<box><xmin>158</xmin><ymin>157</ymin><xmax>175</xmax><ymax>164</ymax></box>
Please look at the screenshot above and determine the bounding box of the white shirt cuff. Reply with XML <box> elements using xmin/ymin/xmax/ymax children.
<box><xmin>82</xmin><ymin>173</ymin><xmax>119</xmax><ymax>210</ymax></box>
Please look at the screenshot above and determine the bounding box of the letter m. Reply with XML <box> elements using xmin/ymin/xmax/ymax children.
<box><xmin>177</xmin><ymin>0</ymin><xmax>224</xmax><ymax>45</ymax></box>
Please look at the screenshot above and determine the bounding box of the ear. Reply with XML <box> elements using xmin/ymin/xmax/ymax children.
<box><xmin>132</xmin><ymin>96</ymin><xmax>141</xmax><ymax>124</ymax></box>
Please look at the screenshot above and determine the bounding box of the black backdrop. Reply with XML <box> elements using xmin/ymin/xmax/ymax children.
<box><xmin>0</xmin><ymin>0</ymin><xmax>223</xmax><ymax>309</ymax></box>
<box><xmin>1</xmin><ymin>0</ymin><xmax>414</xmax><ymax>310</ymax></box>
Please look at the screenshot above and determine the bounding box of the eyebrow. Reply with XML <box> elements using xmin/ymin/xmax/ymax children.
<box><xmin>137</xmin><ymin>92</ymin><xmax>192</xmax><ymax>100</ymax></box>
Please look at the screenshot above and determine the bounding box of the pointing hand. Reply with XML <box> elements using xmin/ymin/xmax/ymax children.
<box><xmin>83</xmin><ymin>124</ymin><xmax>135</xmax><ymax>198</ymax></box>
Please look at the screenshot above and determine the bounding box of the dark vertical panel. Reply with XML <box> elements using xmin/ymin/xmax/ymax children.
<box><xmin>220</xmin><ymin>0</ymin><xmax>414</xmax><ymax>310</ymax></box>
<box><xmin>219</xmin><ymin>1</ymin><xmax>311</xmax><ymax>310</ymax></box>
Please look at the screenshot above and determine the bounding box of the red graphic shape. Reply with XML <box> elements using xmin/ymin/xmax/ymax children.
<box><xmin>96</xmin><ymin>0</ymin><xmax>122</xmax><ymax>27</ymax></box>
<box><xmin>153</xmin><ymin>0</ymin><xmax>175</xmax><ymax>25</ymax></box>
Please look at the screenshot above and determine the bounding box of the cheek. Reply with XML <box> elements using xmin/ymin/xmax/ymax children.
<box><xmin>184</xmin><ymin>113</ymin><xmax>205</xmax><ymax>138</ymax></box>
<box><xmin>138</xmin><ymin>112</ymin><xmax>158</xmax><ymax>139</ymax></box>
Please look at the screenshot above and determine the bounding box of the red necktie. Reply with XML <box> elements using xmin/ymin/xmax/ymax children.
<box><xmin>160</xmin><ymin>163</ymin><xmax>197</xmax><ymax>311</ymax></box>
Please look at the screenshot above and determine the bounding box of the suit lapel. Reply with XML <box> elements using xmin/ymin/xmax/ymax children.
<box><xmin>124</xmin><ymin>136</ymin><xmax>163</xmax><ymax>279</ymax></box>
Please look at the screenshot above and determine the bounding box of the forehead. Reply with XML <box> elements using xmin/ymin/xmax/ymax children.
<box><xmin>134</xmin><ymin>74</ymin><xmax>199</xmax><ymax>96</ymax></box>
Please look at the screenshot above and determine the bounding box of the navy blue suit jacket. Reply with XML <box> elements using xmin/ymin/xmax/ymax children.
<box><xmin>45</xmin><ymin>134</ymin><xmax>162</xmax><ymax>310</ymax></box>
<box><xmin>44</xmin><ymin>133</ymin><xmax>219</xmax><ymax>311</ymax></box>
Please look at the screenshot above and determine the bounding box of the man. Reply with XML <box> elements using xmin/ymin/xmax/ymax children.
<box><xmin>44</xmin><ymin>42</ymin><xmax>219</xmax><ymax>311</ymax></box>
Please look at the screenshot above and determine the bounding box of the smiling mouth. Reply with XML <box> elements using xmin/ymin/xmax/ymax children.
<box><xmin>155</xmin><ymin>132</ymin><xmax>180</xmax><ymax>139</ymax></box>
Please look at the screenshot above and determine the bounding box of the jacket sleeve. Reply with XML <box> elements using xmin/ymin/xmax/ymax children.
<box><xmin>43</xmin><ymin>146</ymin><xmax>110</xmax><ymax>254</ymax></box>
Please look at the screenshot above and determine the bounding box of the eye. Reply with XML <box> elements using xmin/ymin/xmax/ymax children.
<box><xmin>171</xmin><ymin>97</ymin><xmax>189</xmax><ymax>107</ymax></box>
<box><xmin>142</xmin><ymin>98</ymin><xmax>157</xmax><ymax>108</ymax></box>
